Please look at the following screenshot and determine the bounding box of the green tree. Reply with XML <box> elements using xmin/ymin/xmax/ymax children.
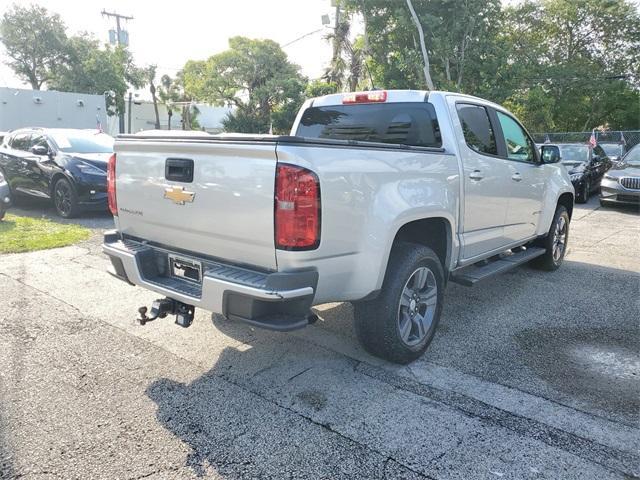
<box><xmin>182</xmin><ymin>36</ymin><xmax>307</xmax><ymax>134</ymax></box>
<box><xmin>305</xmin><ymin>80</ymin><xmax>339</xmax><ymax>98</ymax></box>
<box><xmin>0</xmin><ymin>4</ymin><xmax>68</xmax><ymax>89</ymax></box>
<box><xmin>158</xmin><ymin>72</ymin><xmax>200</xmax><ymax>130</ymax></box>
<box><xmin>146</xmin><ymin>65</ymin><xmax>161</xmax><ymax>129</ymax></box>
<box><xmin>499</xmin><ymin>0</ymin><xmax>640</xmax><ymax>131</ymax></box>
<box><xmin>344</xmin><ymin>0</ymin><xmax>503</xmax><ymax>93</ymax></box>
<box><xmin>48</xmin><ymin>34</ymin><xmax>146</xmax><ymax>116</ymax></box>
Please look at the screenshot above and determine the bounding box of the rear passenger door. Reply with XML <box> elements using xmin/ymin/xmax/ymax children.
<box><xmin>493</xmin><ymin>111</ymin><xmax>545</xmax><ymax>243</ymax></box>
<box><xmin>2</xmin><ymin>131</ymin><xmax>33</xmax><ymax>193</ymax></box>
<box><xmin>453</xmin><ymin>102</ymin><xmax>512</xmax><ymax>260</ymax></box>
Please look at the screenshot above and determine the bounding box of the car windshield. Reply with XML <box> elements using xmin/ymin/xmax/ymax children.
<box><xmin>559</xmin><ymin>145</ymin><xmax>589</xmax><ymax>163</ymax></box>
<box><xmin>50</xmin><ymin>131</ymin><xmax>114</xmax><ymax>153</ymax></box>
<box><xmin>623</xmin><ymin>146</ymin><xmax>640</xmax><ymax>166</ymax></box>
<box><xmin>601</xmin><ymin>144</ymin><xmax>622</xmax><ymax>157</ymax></box>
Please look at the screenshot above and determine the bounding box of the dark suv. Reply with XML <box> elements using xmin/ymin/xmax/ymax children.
<box><xmin>0</xmin><ymin>128</ymin><xmax>114</xmax><ymax>217</ymax></box>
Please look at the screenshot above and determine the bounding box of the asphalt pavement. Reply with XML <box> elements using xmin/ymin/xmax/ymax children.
<box><xmin>0</xmin><ymin>196</ymin><xmax>638</xmax><ymax>479</ymax></box>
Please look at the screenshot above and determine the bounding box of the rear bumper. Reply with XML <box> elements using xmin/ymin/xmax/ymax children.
<box><xmin>102</xmin><ymin>231</ymin><xmax>318</xmax><ymax>331</ymax></box>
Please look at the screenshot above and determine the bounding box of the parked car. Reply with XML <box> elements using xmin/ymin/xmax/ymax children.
<box><xmin>548</xmin><ymin>143</ymin><xmax>612</xmax><ymax>203</ymax></box>
<box><xmin>600</xmin><ymin>142</ymin><xmax>626</xmax><ymax>166</ymax></box>
<box><xmin>103</xmin><ymin>89</ymin><xmax>574</xmax><ymax>364</ymax></box>
<box><xmin>600</xmin><ymin>143</ymin><xmax>640</xmax><ymax>207</ymax></box>
<box><xmin>0</xmin><ymin>168</ymin><xmax>11</xmax><ymax>220</ymax></box>
<box><xmin>0</xmin><ymin>128</ymin><xmax>114</xmax><ymax>218</ymax></box>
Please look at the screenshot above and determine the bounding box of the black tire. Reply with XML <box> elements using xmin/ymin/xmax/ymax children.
<box><xmin>353</xmin><ymin>242</ymin><xmax>445</xmax><ymax>364</ymax></box>
<box><xmin>576</xmin><ymin>180</ymin><xmax>589</xmax><ymax>203</ymax></box>
<box><xmin>53</xmin><ymin>177</ymin><xmax>80</xmax><ymax>218</ymax></box>
<box><xmin>531</xmin><ymin>205</ymin><xmax>570</xmax><ymax>271</ymax></box>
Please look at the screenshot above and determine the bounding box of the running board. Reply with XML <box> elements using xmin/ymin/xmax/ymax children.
<box><xmin>450</xmin><ymin>247</ymin><xmax>546</xmax><ymax>286</ymax></box>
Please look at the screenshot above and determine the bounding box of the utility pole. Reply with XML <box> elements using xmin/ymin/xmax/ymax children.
<box><xmin>102</xmin><ymin>9</ymin><xmax>133</xmax><ymax>133</ymax></box>
<box><xmin>101</xmin><ymin>9</ymin><xmax>133</xmax><ymax>46</ymax></box>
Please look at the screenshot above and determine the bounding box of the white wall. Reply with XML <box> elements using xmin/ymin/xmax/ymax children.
<box><xmin>0</xmin><ymin>87</ymin><xmax>110</xmax><ymax>133</ymax></box>
<box><xmin>125</xmin><ymin>101</ymin><xmax>232</xmax><ymax>134</ymax></box>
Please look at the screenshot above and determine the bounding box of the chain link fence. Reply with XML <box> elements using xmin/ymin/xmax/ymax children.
<box><xmin>532</xmin><ymin>130</ymin><xmax>640</xmax><ymax>150</ymax></box>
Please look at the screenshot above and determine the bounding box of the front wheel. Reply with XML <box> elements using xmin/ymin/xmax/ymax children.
<box><xmin>353</xmin><ymin>243</ymin><xmax>445</xmax><ymax>364</ymax></box>
<box><xmin>53</xmin><ymin>178</ymin><xmax>79</xmax><ymax>218</ymax></box>
<box><xmin>531</xmin><ymin>205</ymin><xmax>570</xmax><ymax>271</ymax></box>
<box><xmin>576</xmin><ymin>180</ymin><xmax>590</xmax><ymax>203</ymax></box>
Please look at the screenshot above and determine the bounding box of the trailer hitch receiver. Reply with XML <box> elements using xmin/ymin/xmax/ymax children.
<box><xmin>137</xmin><ymin>298</ymin><xmax>195</xmax><ymax>328</ymax></box>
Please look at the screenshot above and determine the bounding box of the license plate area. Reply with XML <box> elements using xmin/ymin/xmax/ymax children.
<box><xmin>169</xmin><ymin>254</ymin><xmax>202</xmax><ymax>283</ymax></box>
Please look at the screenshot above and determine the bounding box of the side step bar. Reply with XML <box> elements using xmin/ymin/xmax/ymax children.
<box><xmin>450</xmin><ymin>247</ymin><xmax>546</xmax><ymax>286</ymax></box>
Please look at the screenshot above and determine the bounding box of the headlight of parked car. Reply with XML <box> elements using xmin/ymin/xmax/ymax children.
<box><xmin>570</xmin><ymin>173</ymin><xmax>583</xmax><ymax>182</ymax></box>
<box><xmin>603</xmin><ymin>174</ymin><xmax>618</xmax><ymax>181</ymax></box>
<box><xmin>76</xmin><ymin>162</ymin><xmax>107</xmax><ymax>176</ymax></box>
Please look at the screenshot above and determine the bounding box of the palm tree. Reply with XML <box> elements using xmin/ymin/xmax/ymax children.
<box><xmin>147</xmin><ymin>65</ymin><xmax>161</xmax><ymax>129</ymax></box>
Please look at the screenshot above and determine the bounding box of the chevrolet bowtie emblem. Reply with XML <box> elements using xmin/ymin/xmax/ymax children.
<box><xmin>164</xmin><ymin>186</ymin><xmax>195</xmax><ymax>205</ymax></box>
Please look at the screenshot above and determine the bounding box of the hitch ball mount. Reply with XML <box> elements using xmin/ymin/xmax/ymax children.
<box><xmin>138</xmin><ymin>298</ymin><xmax>195</xmax><ymax>328</ymax></box>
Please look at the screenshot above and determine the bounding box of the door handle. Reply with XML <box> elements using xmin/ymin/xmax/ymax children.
<box><xmin>511</xmin><ymin>173</ymin><xmax>522</xmax><ymax>182</ymax></box>
<box><xmin>469</xmin><ymin>170</ymin><xmax>484</xmax><ymax>181</ymax></box>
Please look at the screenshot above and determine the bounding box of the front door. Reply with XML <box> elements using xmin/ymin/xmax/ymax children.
<box><xmin>453</xmin><ymin>101</ymin><xmax>512</xmax><ymax>260</ymax></box>
<box><xmin>494</xmin><ymin>110</ymin><xmax>545</xmax><ymax>242</ymax></box>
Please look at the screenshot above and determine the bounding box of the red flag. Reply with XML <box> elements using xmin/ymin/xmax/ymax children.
<box><xmin>589</xmin><ymin>129</ymin><xmax>597</xmax><ymax>148</ymax></box>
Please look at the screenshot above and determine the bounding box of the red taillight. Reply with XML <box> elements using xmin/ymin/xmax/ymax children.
<box><xmin>107</xmin><ymin>153</ymin><xmax>117</xmax><ymax>216</ymax></box>
<box><xmin>275</xmin><ymin>164</ymin><xmax>320</xmax><ymax>250</ymax></box>
<box><xmin>342</xmin><ymin>90</ymin><xmax>387</xmax><ymax>104</ymax></box>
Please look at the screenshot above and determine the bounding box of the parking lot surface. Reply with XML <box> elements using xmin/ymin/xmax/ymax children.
<box><xmin>0</xmin><ymin>198</ymin><xmax>638</xmax><ymax>479</ymax></box>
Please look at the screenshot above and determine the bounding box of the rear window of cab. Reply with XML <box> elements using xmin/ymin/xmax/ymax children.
<box><xmin>295</xmin><ymin>102</ymin><xmax>442</xmax><ymax>148</ymax></box>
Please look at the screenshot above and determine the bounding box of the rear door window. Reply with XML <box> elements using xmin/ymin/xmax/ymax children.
<box><xmin>456</xmin><ymin>104</ymin><xmax>498</xmax><ymax>155</ymax></box>
<box><xmin>10</xmin><ymin>132</ymin><xmax>32</xmax><ymax>151</ymax></box>
<box><xmin>295</xmin><ymin>102</ymin><xmax>442</xmax><ymax>148</ymax></box>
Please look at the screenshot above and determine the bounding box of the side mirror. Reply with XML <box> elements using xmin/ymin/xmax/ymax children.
<box><xmin>540</xmin><ymin>145</ymin><xmax>560</xmax><ymax>164</ymax></box>
<box><xmin>31</xmin><ymin>145</ymin><xmax>49</xmax><ymax>156</ymax></box>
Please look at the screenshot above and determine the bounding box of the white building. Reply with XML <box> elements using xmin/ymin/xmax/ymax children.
<box><xmin>0</xmin><ymin>87</ymin><xmax>108</xmax><ymax>133</ymax></box>
<box><xmin>0</xmin><ymin>87</ymin><xmax>232</xmax><ymax>136</ymax></box>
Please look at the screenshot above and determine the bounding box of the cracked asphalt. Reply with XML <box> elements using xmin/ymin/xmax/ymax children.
<box><xmin>0</xmin><ymin>196</ymin><xmax>638</xmax><ymax>479</ymax></box>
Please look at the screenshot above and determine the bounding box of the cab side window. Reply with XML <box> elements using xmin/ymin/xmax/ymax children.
<box><xmin>496</xmin><ymin>111</ymin><xmax>535</xmax><ymax>163</ymax></box>
<box><xmin>456</xmin><ymin>104</ymin><xmax>498</xmax><ymax>156</ymax></box>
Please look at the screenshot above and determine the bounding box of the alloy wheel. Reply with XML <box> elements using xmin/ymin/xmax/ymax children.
<box><xmin>55</xmin><ymin>182</ymin><xmax>72</xmax><ymax>217</ymax></box>
<box><xmin>397</xmin><ymin>267</ymin><xmax>438</xmax><ymax>346</ymax></box>
<box><xmin>552</xmin><ymin>215</ymin><xmax>567</xmax><ymax>262</ymax></box>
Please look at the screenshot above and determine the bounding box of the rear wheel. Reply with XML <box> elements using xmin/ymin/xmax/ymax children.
<box><xmin>531</xmin><ymin>205</ymin><xmax>570</xmax><ymax>271</ymax></box>
<box><xmin>353</xmin><ymin>243</ymin><xmax>444</xmax><ymax>364</ymax></box>
<box><xmin>53</xmin><ymin>178</ymin><xmax>80</xmax><ymax>218</ymax></box>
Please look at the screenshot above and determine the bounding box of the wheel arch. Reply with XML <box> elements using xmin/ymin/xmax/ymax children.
<box><xmin>557</xmin><ymin>191</ymin><xmax>574</xmax><ymax>219</ymax></box>
<box><xmin>391</xmin><ymin>217</ymin><xmax>452</xmax><ymax>270</ymax></box>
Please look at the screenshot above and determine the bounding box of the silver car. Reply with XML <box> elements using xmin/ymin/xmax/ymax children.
<box><xmin>600</xmin><ymin>144</ymin><xmax>640</xmax><ymax>207</ymax></box>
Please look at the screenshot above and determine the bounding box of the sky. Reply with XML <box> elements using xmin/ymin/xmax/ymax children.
<box><xmin>0</xmin><ymin>0</ymin><xmax>344</xmax><ymax>92</ymax></box>
<box><xmin>2</xmin><ymin>0</ymin><xmax>638</xmax><ymax>95</ymax></box>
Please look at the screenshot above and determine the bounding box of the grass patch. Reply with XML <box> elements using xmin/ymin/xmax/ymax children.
<box><xmin>0</xmin><ymin>214</ymin><xmax>90</xmax><ymax>253</ymax></box>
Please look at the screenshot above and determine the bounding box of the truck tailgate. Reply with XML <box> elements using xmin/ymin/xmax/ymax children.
<box><xmin>114</xmin><ymin>139</ymin><xmax>278</xmax><ymax>270</ymax></box>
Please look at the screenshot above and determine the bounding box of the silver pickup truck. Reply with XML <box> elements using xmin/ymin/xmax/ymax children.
<box><xmin>103</xmin><ymin>90</ymin><xmax>574</xmax><ymax>363</ymax></box>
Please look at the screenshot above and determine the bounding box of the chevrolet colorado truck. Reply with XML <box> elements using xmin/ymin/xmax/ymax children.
<box><xmin>103</xmin><ymin>90</ymin><xmax>574</xmax><ymax>363</ymax></box>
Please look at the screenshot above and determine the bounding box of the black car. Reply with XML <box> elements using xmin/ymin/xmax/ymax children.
<box><xmin>548</xmin><ymin>143</ymin><xmax>612</xmax><ymax>203</ymax></box>
<box><xmin>0</xmin><ymin>128</ymin><xmax>114</xmax><ymax>217</ymax></box>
